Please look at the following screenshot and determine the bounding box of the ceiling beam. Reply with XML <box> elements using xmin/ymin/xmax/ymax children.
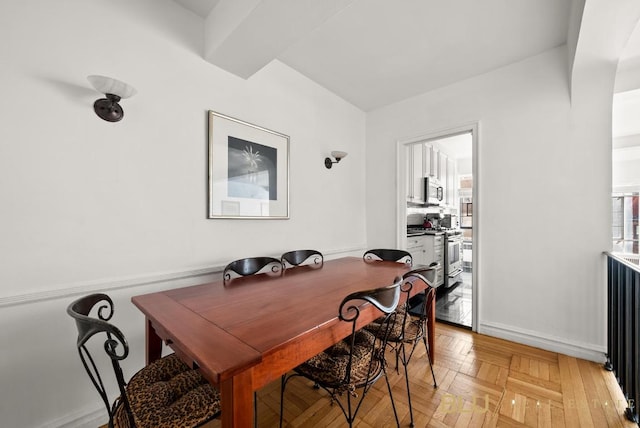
<box><xmin>570</xmin><ymin>0</ymin><xmax>640</xmax><ymax>102</ymax></box>
<box><xmin>203</xmin><ymin>0</ymin><xmax>354</xmax><ymax>79</ymax></box>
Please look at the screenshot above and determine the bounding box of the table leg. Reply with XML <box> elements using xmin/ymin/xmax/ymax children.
<box><xmin>145</xmin><ymin>318</ymin><xmax>162</xmax><ymax>365</ymax></box>
<box><xmin>428</xmin><ymin>296</ymin><xmax>435</xmax><ymax>364</ymax></box>
<box><xmin>221</xmin><ymin>370</ymin><xmax>254</xmax><ymax>428</ymax></box>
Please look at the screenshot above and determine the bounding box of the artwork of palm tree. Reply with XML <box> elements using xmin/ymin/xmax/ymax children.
<box><xmin>242</xmin><ymin>145</ymin><xmax>262</xmax><ymax>182</ymax></box>
<box><xmin>227</xmin><ymin>136</ymin><xmax>277</xmax><ymax>200</ymax></box>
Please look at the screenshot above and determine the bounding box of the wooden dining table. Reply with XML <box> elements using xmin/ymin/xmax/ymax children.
<box><xmin>131</xmin><ymin>256</ymin><xmax>436</xmax><ymax>428</ymax></box>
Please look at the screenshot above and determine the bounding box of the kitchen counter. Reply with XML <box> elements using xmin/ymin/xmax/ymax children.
<box><xmin>407</xmin><ymin>230</ymin><xmax>445</xmax><ymax>237</ymax></box>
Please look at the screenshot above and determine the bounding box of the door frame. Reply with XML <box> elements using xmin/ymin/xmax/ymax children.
<box><xmin>396</xmin><ymin>121</ymin><xmax>480</xmax><ymax>331</ymax></box>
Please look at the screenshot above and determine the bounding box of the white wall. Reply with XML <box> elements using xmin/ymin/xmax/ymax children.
<box><xmin>366</xmin><ymin>46</ymin><xmax>612</xmax><ymax>361</ymax></box>
<box><xmin>0</xmin><ymin>0</ymin><xmax>366</xmax><ymax>426</ymax></box>
<box><xmin>613</xmin><ymin>146</ymin><xmax>640</xmax><ymax>192</ymax></box>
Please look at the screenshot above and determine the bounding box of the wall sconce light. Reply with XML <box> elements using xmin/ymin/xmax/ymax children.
<box><xmin>324</xmin><ymin>151</ymin><xmax>348</xmax><ymax>169</ymax></box>
<box><xmin>87</xmin><ymin>75</ymin><xmax>137</xmax><ymax>122</ymax></box>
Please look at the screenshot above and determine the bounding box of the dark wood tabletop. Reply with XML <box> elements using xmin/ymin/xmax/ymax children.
<box><xmin>132</xmin><ymin>256</ymin><xmax>434</xmax><ymax>428</ymax></box>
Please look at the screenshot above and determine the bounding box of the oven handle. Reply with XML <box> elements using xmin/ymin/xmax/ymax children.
<box><xmin>448</xmin><ymin>268</ymin><xmax>463</xmax><ymax>277</ymax></box>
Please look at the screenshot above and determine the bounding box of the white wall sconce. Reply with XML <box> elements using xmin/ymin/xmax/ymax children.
<box><xmin>324</xmin><ymin>151</ymin><xmax>348</xmax><ymax>169</ymax></box>
<box><xmin>87</xmin><ymin>75</ymin><xmax>137</xmax><ymax>122</ymax></box>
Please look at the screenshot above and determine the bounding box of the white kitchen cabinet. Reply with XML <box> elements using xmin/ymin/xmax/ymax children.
<box><xmin>439</xmin><ymin>151</ymin><xmax>447</xmax><ymax>198</ymax></box>
<box><xmin>423</xmin><ymin>234</ymin><xmax>445</xmax><ymax>287</ymax></box>
<box><xmin>412</xmin><ymin>143</ymin><xmax>424</xmax><ymax>203</ymax></box>
<box><xmin>438</xmin><ymin>150</ymin><xmax>447</xmax><ymax>182</ymax></box>
<box><xmin>407</xmin><ymin>143</ymin><xmax>426</xmax><ymax>203</ymax></box>
<box><xmin>406</xmin><ymin>235</ymin><xmax>427</xmax><ymax>266</ymax></box>
<box><xmin>447</xmin><ymin>158</ymin><xmax>456</xmax><ymax>206</ymax></box>
<box><xmin>427</xmin><ymin>145</ymin><xmax>457</xmax><ymax>208</ymax></box>
<box><xmin>424</xmin><ymin>143</ymin><xmax>434</xmax><ymax>178</ymax></box>
<box><xmin>405</xmin><ymin>146</ymin><xmax>411</xmax><ymax>200</ymax></box>
<box><xmin>407</xmin><ymin>142</ymin><xmax>450</xmax><ymax>205</ymax></box>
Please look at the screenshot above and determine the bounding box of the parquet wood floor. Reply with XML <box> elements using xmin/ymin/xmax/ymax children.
<box><xmin>200</xmin><ymin>323</ymin><xmax>636</xmax><ymax>427</ymax></box>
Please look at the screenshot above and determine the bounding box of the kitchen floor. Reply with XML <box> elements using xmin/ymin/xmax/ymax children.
<box><xmin>435</xmin><ymin>271</ymin><xmax>472</xmax><ymax>328</ymax></box>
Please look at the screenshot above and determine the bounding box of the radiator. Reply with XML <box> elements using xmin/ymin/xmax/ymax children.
<box><xmin>606</xmin><ymin>254</ymin><xmax>640</xmax><ymax>424</ymax></box>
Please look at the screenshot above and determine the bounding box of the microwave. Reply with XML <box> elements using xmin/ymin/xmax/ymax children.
<box><xmin>441</xmin><ymin>214</ymin><xmax>457</xmax><ymax>229</ymax></box>
<box><xmin>424</xmin><ymin>177</ymin><xmax>443</xmax><ymax>205</ymax></box>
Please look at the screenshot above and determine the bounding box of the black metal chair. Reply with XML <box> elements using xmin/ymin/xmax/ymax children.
<box><xmin>66</xmin><ymin>293</ymin><xmax>220</xmax><ymax>428</ymax></box>
<box><xmin>279</xmin><ymin>277</ymin><xmax>403</xmax><ymax>428</ymax></box>
<box><xmin>362</xmin><ymin>248</ymin><xmax>413</xmax><ymax>266</ymax></box>
<box><xmin>366</xmin><ymin>266</ymin><xmax>438</xmax><ymax>427</ymax></box>
<box><xmin>223</xmin><ymin>256</ymin><xmax>284</xmax><ymax>284</ymax></box>
<box><xmin>280</xmin><ymin>249</ymin><xmax>324</xmax><ymax>268</ymax></box>
<box><xmin>222</xmin><ymin>256</ymin><xmax>285</xmax><ymax>425</ymax></box>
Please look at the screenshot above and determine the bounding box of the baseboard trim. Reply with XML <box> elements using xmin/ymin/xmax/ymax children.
<box><xmin>41</xmin><ymin>405</ymin><xmax>105</xmax><ymax>428</ymax></box>
<box><xmin>478</xmin><ymin>321</ymin><xmax>607</xmax><ymax>363</ymax></box>
<box><xmin>0</xmin><ymin>245</ymin><xmax>366</xmax><ymax>308</ymax></box>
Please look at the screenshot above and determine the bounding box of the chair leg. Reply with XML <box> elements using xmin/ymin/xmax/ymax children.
<box><xmin>346</xmin><ymin>387</ymin><xmax>353</xmax><ymax>428</ymax></box>
<box><xmin>254</xmin><ymin>391</ymin><xmax>258</xmax><ymax>427</ymax></box>
<box><xmin>422</xmin><ymin>335</ymin><xmax>437</xmax><ymax>387</ymax></box>
<box><xmin>382</xmin><ymin>366</ymin><xmax>401</xmax><ymax>428</ymax></box>
<box><xmin>401</xmin><ymin>344</ymin><xmax>415</xmax><ymax>427</ymax></box>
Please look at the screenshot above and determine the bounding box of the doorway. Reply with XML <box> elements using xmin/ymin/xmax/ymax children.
<box><xmin>397</xmin><ymin>123</ymin><xmax>478</xmax><ymax>331</ymax></box>
<box><xmin>429</xmin><ymin>133</ymin><xmax>473</xmax><ymax>328</ymax></box>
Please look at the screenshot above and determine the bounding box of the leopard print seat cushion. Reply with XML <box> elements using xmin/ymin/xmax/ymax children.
<box><xmin>113</xmin><ymin>353</ymin><xmax>220</xmax><ymax>428</ymax></box>
<box><xmin>402</xmin><ymin>314</ymin><xmax>425</xmax><ymax>341</ymax></box>
<box><xmin>365</xmin><ymin>308</ymin><xmax>412</xmax><ymax>342</ymax></box>
<box><xmin>295</xmin><ymin>329</ymin><xmax>382</xmax><ymax>390</ymax></box>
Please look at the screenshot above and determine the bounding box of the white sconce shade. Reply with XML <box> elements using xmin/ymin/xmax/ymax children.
<box><xmin>87</xmin><ymin>75</ymin><xmax>137</xmax><ymax>99</ymax></box>
<box><xmin>87</xmin><ymin>75</ymin><xmax>137</xmax><ymax>122</ymax></box>
<box><xmin>325</xmin><ymin>150</ymin><xmax>348</xmax><ymax>169</ymax></box>
<box><xmin>330</xmin><ymin>151</ymin><xmax>348</xmax><ymax>160</ymax></box>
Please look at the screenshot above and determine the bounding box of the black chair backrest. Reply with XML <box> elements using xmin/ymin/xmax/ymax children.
<box><xmin>281</xmin><ymin>250</ymin><xmax>324</xmax><ymax>268</ymax></box>
<box><xmin>404</xmin><ymin>265</ymin><xmax>437</xmax><ymax>321</ymax></box>
<box><xmin>223</xmin><ymin>256</ymin><xmax>284</xmax><ymax>284</ymax></box>
<box><xmin>363</xmin><ymin>249</ymin><xmax>413</xmax><ymax>266</ymax></box>
<box><xmin>338</xmin><ymin>277</ymin><xmax>402</xmax><ymax>384</ymax></box>
<box><xmin>67</xmin><ymin>293</ymin><xmax>134</xmax><ymax>428</ymax></box>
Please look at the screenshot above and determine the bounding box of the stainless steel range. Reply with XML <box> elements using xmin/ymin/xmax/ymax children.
<box><xmin>406</xmin><ymin>213</ymin><xmax>462</xmax><ymax>288</ymax></box>
<box><xmin>444</xmin><ymin>230</ymin><xmax>463</xmax><ymax>288</ymax></box>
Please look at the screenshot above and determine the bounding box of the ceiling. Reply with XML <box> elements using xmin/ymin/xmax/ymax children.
<box><xmin>173</xmin><ymin>0</ymin><xmax>640</xmax><ymax>153</ymax></box>
<box><xmin>174</xmin><ymin>0</ymin><xmax>219</xmax><ymax>18</ymax></box>
<box><xmin>614</xmin><ymin>18</ymin><xmax>640</xmax><ymax>143</ymax></box>
<box><xmin>174</xmin><ymin>0</ymin><xmax>571</xmax><ymax>112</ymax></box>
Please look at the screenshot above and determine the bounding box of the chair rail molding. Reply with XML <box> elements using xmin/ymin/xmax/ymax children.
<box><xmin>0</xmin><ymin>244</ymin><xmax>366</xmax><ymax>308</ymax></box>
<box><xmin>0</xmin><ymin>265</ymin><xmax>223</xmax><ymax>309</ymax></box>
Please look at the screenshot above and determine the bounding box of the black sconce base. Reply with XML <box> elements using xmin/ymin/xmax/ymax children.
<box><xmin>93</xmin><ymin>94</ymin><xmax>123</xmax><ymax>122</ymax></box>
<box><xmin>324</xmin><ymin>157</ymin><xmax>334</xmax><ymax>169</ymax></box>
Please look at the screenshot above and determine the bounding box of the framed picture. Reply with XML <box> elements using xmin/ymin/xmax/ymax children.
<box><xmin>208</xmin><ymin>111</ymin><xmax>290</xmax><ymax>219</ymax></box>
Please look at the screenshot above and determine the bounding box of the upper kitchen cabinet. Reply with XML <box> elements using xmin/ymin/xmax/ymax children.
<box><xmin>432</xmin><ymin>148</ymin><xmax>441</xmax><ymax>182</ymax></box>
<box><xmin>407</xmin><ymin>142</ymin><xmax>438</xmax><ymax>203</ymax></box>
<box><xmin>432</xmin><ymin>148</ymin><xmax>452</xmax><ymax>207</ymax></box>
<box><xmin>446</xmin><ymin>158</ymin><xmax>456</xmax><ymax>206</ymax></box>
<box><xmin>424</xmin><ymin>143</ymin><xmax>435</xmax><ymax>178</ymax></box>
<box><xmin>406</xmin><ymin>143</ymin><xmax>425</xmax><ymax>203</ymax></box>
<box><xmin>406</xmin><ymin>142</ymin><xmax>456</xmax><ymax>207</ymax></box>
<box><xmin>406</xmin><ymin>132</ymin><xmax>469</xmax><ymax>209</ymax></box>
<box><xmin>438</xmin><ymin>151</ymin><xmax>447</xmax><ymax>187</ymax></box>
